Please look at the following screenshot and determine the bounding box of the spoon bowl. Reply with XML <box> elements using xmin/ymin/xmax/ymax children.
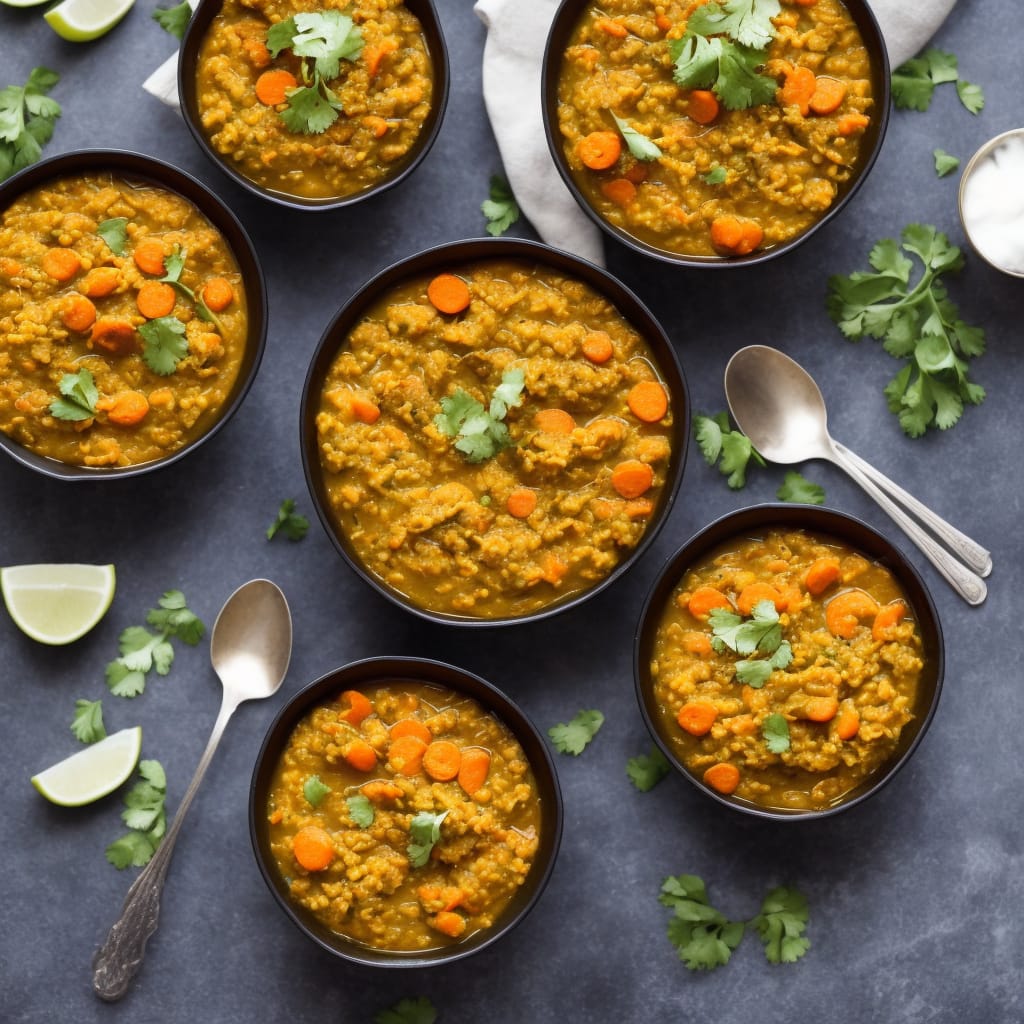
<box><xmin>724</xmin><ymin>346</ymin><xmax>990</xmax><ymax>605</ymax></box>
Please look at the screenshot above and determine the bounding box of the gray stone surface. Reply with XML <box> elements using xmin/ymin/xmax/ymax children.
<box><xmin>1</xmin><ymin>1</ymin><xmax>1022</xmax><ymax>1021</ymax></box>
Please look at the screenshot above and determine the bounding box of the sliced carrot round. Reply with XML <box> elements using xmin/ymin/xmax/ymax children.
<box><xmin>627</xmin><ymin>380</ymin><xmax>668</xmax><ymax>422</ymax></box>
<box><xmin>423</xmin><ymin>739</ymin><xmax>462</xmax><ymax>781</ymax></box>
<box><xmin>703</xmin><ymin>762</ymin><xmax>741</xmax><ymax>795</ymax></box>
<box><xmin>293</xmin><ymin>825</ymin><xmax>335</xmax><ymax>871</ymax></box>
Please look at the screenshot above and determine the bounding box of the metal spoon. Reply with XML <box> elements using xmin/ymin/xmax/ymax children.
<box><xmin>92</xmin><ymin>579</ymin><xmax>293</xmax><ymax>1001</ymax></box>
<box><xmin>723</xmin><ymin>345</ymin><xmax>990</xmax><ymax>606</ymax></box>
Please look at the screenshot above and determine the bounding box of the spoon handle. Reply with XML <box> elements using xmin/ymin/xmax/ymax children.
<box><xmin>827</xmin><ymin>442</ymin><xmax>987</xmax><ymax>606</ymax></box>
<box><xmin>833</xmin><ymin>440</ymin><xmax>992</xmax><ymax>577</ymax></box>
<box><xmin>92</xmin><ymin>695</ymin><xmax>237</xmax><ymax>1002</ymax></box>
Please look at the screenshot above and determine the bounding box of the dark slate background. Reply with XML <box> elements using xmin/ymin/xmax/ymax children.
<box><xmin>1</xmin><ymin>0</ymin><xmax>1022</xmax><ymax>1021</ymax></box>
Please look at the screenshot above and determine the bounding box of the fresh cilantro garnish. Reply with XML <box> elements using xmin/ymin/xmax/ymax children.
<box><xmin>139</xmin><ymin>316</ymin><xmax>188</xmax><ymax>376</ymax></box>
<box><xmin>267</xmin><ymin>498</ymin><xmax>309</xmax><ymax>541</ymax></box>
<box><xmin>105</xmin><ymin>591</ymin><xmax>205</xmax><ymax>698</ymax></box>
<box><xmin>661</xmin><ymin>874</ymin><xmax>811</xmax><ymax>970</ymax></box>
<box><xmin>157</xmin><ymin>244</ymin><xmax>221</xmax><ymax>327</ymax></box>
<box><xmin>736</xmin><ymin>641</ymin><xmax>792</xmax><ymax>688</ymax></box>
<box><xmin>106</xmin><ymin>760</ymin><xmax>167</xmax><ymax>869</ymax></box>
<box><xmin>482</xmin><ymin>174</ymin><xmax>520</xmax><ymax>236</ymax></box>
<box><xmin>347</xmin><ymin>794</ymin><xmax>374</xmax><ymax>828</ymax></box>
<box><xmin>669</xmin><ymin>33</ymin><xmax>777</xmax><ymax>111</ymax></box>
<box><xmin>96</xmin><ymin>217</ymin><xmax>128</xmax><ymax>255</ymax></box>
<box><xmin>266</xmin><ymin>12</ymin><xmax>363</xmax><ymax>135</ymax></box>
<box><xmin>303</xmin><ymin>775</ymin><xmax>332</xmax><ymax>806</ymax></box>
<box><xmin>0</xmin><ymin>67</ymin><xmax>61</xmax><ymax>184</ymax></box>
<box><xmin>932</xmin><ymin>149</ymin><xmax>959</xmax><ymax>178</ymax></box>
<box><xmin>710</xmin><ymin>599</ymin><xmax>792</xmax><ymax>688</ymax></box>
<box><xmin>611</xmin><ymin>112</ymin><xmax>662</xmax><ymax>160</ymax></box>
<box><xmin>687</xmin><ymin>0</ymin><xmax>780</xmax><ymax>49</ymax></box>
<box><xmin>776</xmin><ymin>470</ymin><xmax>824</xmax><ymax>504</ymax></box>
<box><xmin>374</xmin><ymin>997</ymin><xmax>438</xmax><ymax>1024</ymax></box>
<box><xmin>826</xmin><ymin>224</ymin><xmax>985</xmax><ymax>436</ymax></box>
<box><xmin>71</xmin><ymin>698</ymin><xmax>106</xmax><ymax>744</ymax></box>
<box><xmin>408</xmin><ymin>809</ymin><xmax>448</xmax><ymax>868</ymax></box>
<box><xmin>891</xmin><ymin>48</ymin><xmax>984</xmax><ymax>114</ymax></box>
<box><xmin>751</xmin><ymin>886</ymin><xmax>810</xmax><ymax>962</ymax></box>
<box><xmin>548</xmin><ymin>709</ymin><xmax>604</xmax><ymax>755</ymax></box>
<box><xmin>152</xmin><ymin>0</ymin><xmax>192</xmax><ymax>39</ymax></box>
<box><xmin>434</xmin><ymin>367</ymin><xmax>525</xmax><ymax>463</ymax></box>
<box><xmin>693</xmin><ymin>412</ymin><xmax>765</xmax><ymax>488</ymax></box>
<box><xmin>762</xmin><ymin>712</ymin><xmax>791</xmax><ymax>753</ymax></box>
<box><xmin>703</xmin><ymin>165</ymin><xmax>727</xmax><ymax>184</ymax></box>
<box><xmin>49</xmin><ymin>368</ymin><xmax>99</xmax><ymax>422</ymax></box>
<box><xmin>627</xmin><ymin>745</ymin><xmax>671</xmax><ymax>791</ymax></box>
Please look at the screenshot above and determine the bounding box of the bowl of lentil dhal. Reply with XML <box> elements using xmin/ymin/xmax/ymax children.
<box><xmin>635</xmin><ymin>505</ymin><xmax>943</xmax><ymax>819</ymax></box>
<box><xmin>0</xmin><ymin>150</ymin><xmax>266</xmax><ymax>480</ymax></box>
<box><xmin>543</xmin><ymin>0</ymin><xmax>890</xmax><ymax>265</ymax></box>
<box><xmin>301</xmin><ymin>237</ymin><xmax>688</xmax><ymax>625</ymax></box>
<box><xmin>250</xmin><ymin>656</ymin><xmax>563</xmax><ymax>966</ymax></box>
<box><xmin>181</xmin><ymin>0</ymin><xmax>449</xmax><ymax>209</ymax></box>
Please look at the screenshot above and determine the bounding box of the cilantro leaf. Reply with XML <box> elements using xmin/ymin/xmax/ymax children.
<box><xmin>660</xmin><ymin>874</ymin><xmax>744</xmax><ymax>970</ymax></box>
<box><xmin>139</xmin><ymin>316</ymin><xmax>188</xmax><ymax>376</ymax></box>
<box><xmin>751</xmin><ymin>886</ymin><xmax>810</xmax><ymax>963</ymax></box>
<box><xmin>892</xmin><ymin>49</ymin><xmax>983</xmax><ymax>114</ymax></box>
<box><xmin>693</xmin><ymin>412</ymin><xmax>765</xmax><ymax>488</ymax></box>
<box><xmin>711</xmin><ymin>599</ymin><xmax>782</xmax><ymax>656</ymax></box>
<box><xmin>71</xmin><ymin>699</ymin><xmax>106</xmax><ymax>744</ymax></box>
<box><xmin>304</xmin><ymin>775</ymin><xmax>332</xmax><ymax>806</ymax></box>
<box><xmin>482</xmin><ymin>174</ymin><xmax>520</xmax><ymax>236</ymax></box>
<box><xmin>107</xmin><ymin>760</ymin><xmax>167</xmax><ymax>868</ymax></box>
<box><xmin>670</xmin><ymin>34</ymin><xmax>777</xmax><ymax>110</ymax></box>
<box><xmin>290</xmin><ymin>11</ymin><xmax>364</xmax><ymax>80</ymax></box>
<box><xmin>735</xmin><ymin>640</ymin><xmax>792</xmax><ymax>688</ymax></box>
<box><xmin>489</xmin><ymin>366</ymin><xmax>525</xmax><ymax>419</ymax></box>
<box><xmin>434</xmin><ymin>368</ymin><xmax>524</xmax><ymax>463</ymax></box>
<box><xmin>548</xmin><ymin>709</ymin><xmax>604</xmax><ymax>755</ymax></box>
<box><xmin>611</xmin><ymin>112</ymin><xmax>662</xmax><ymax>161</ymax></box>
<box><xmin>96</xmin><ymin>217</ymin><xmax>128</xmax><ymax>255</ymax></box>
<box><xmin>0</xmin><ymin>67</ymin><xmax>61</xmax><ymax>183</ymax></box>
<box><xmin>266</xmin><ymin>17</ymin><xmax>298</xmax><ymax>57</ymax></box>
<box><xmin>267</xmin><ymin>498</ymin><xmax>310</xmax><ymax>541</ymax></box>
<box><xmin>955</xmin><ymin>79</ymin><xmax>984</xmax><ymax>114</ymax></box>
<box><xmin>374</xmin><ymin>997</ymin><xmax>438</xmax><ymax>1024</ymax></box>
<box><xmin>932</xmin><ymin>149</ymin><xmax>959</xmax><ymax>178</ymax></box>
<box><xmin>703</xmin><ymin>165</ymin><xmax>727</xmax><ymax>184</ymax></box>
<box><xmin>278</xmin><ymin>84</ymin><xmax>343</xmax><ymax>135</ymax></box>
<box><xmin>762</xmin><ymin>712</ymin><xmax>791</xmax><ymax>753</ymax></box>
<box><xmin>408</xmin><ymin>809</ymin><xmax>448</xmax><ymax>868</ymax></box>
<box><xmin>627</xmin><ymin>746</ymin><xmax>671</xmax><ymax>792</ymax></box>
<box><xmin>776</xmin><ymin>470</ymin><xmax>824</xmax><ymax>504</ymax></box>
<box><xmin>50</xmin><ymin>368</ymin><xmax>99</xmax><ymax>422</ymax></box>
<box><xmin>687</xmin><ymin>0</ymin><xmax>781</xmax><ymax>49</ymax></box>
<box><xmin>147</xmin><ymin>590</ymin><xmax>205</xmax><ymax>645</ymax></box>
<box><xmin>106</xmin><ymin>831</ymin><xmax>157</xmax><ymax>870</ymax></box>
<box><xmin>347</xmin><ymin>794</ymin><xmax>375</xmax><ymax>828</ymax></box>
<box><xmin>152</xmin><ymin>0</ymin><xmax>193</xmax><ymax>39</ymax></box>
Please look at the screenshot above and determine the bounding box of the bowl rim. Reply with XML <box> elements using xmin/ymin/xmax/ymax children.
<box><xmin>177</xmin><ymin>0</ymin><xmax>451</xmax><ymax>211</ymax></box>
<box><xmin>540</xmin><ymin>0</ymin><xmax>892</xmax><ymax>267</ymax></box>
<box><xmin>248</xmin><ymin>654</ymin><xmax>564</xmax><ymax>967</ymax></box>
<box><xmin>299</xmin><ymin>234</ymin><xmax>690</xmax><ymax>627</ymax></box>
<box><xmin>0</xmin><ymin>147</ymin><xmax>268</xmax><ymax>481</ymax></box>
<box><xmin>633</xmin><ymin>502</ymin><xmax>945</xmax><ymax>821</ymax></box>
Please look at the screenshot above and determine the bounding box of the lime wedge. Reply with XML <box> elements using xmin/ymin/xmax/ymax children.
<box><xmin>1</xmin><ymin>563</ymin><xmax>116</xmax><ymax>644</ymax></box>
<box><xmin>43</xmin><ymin>0</ymin><xmax>135</xmax><ymax>41</ymax></box>
<box><xmin>31</xmin><ymin>727</ymin><xmax>142</xmax><ymax>806</ymax></box>
<box><xmin>0</xmin><ymin>0</ymin><xmax>52</xmax><ymax>7</ymax></box>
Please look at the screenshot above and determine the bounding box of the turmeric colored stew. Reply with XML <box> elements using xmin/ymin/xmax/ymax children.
<box><xmin>0</xmin><ymin>173</ymin><xmax>247</xmax><ymax>468</ymax></box>
<box><xmin>314</xmin><ymin>258</ymin><xmax>677</xmax><ymax>619</ymax></box>
<box><xmin>555</xmin><ymin>0</ymin><xmax>877</xmax><ymax>257</ymax></box>
<box><xmin>649</xmin><ymin>528</ymin><xmax>923</xmax><ymax>812</ymax></box>
<box><xmin>265</xmin><ymin>680</ymin><xmax>542</xmax><ymax>952</ymax></box>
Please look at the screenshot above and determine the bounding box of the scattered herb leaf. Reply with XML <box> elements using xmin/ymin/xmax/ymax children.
<box><xmin>347</xmin><ymin>794</ymin><xmax>375</xmax><ymax>828</ymax></box>
<box><xmin>106</xmin><ymin>759</ymin><xmax>167</xmax><ymax>869</ymax></box>
<box><xmin>711</xmin><ymin>599</ymin><xmax>782</xmax><ymax>657</ymax></box>
<box><xmin>955</xmin><ymin>79</ymin><xmax>984</xmax><ymax>114</ymax></box>
<box><xmin>152</xmin><ymin>0</ymin><xmax>192</xmax><ymax>39</ymax></box>
<box><xmin>267</xmin><ymin>498</ymin><xmax>309</xmax><ymax>541</ymax></box>
<box><xmin>762</xmin><ymin>712</ymin><xmax>791</xmax><ymax>753</ymax></box>
<box><xmin>827</xmin><ymin>223</ymin><xmax>985</xmax><ymax>436</ymax></box>
<box><xmin>687</xmin><ymin>0</ymin><xmax>780</xmax><ymax>49</ymax></box>
<box><xmin>96</xmin><ymin>217</ymin><xmax>128</xmax><ymax>255</ymax></box>
<box><xmin>693</xmin><ymin>412</ymin><xmax>765</xmax><ymax>489</ymax></box>
<box><xmin>932</xmin><ymin>148</ymin><xmax>960</xmax><ymax>177</ymax></box>
<box><xmin>703</xmin><ymin>165</ymin><xmax>727</xmax><ymax>184</ymax></box>
<box><xmin>891</xmin><ymin>49</ymin><xmax>984</xmax><ymax>114</ymax></box>
<box><xmin>408</xmin><ymin>809</ymin><xmax>448</xmax><ymax>868</ymax></box>
<box><xmin>611</xmin><ymin>112</ymin><xmax>662</xmax><ymax>161</ymax></box>
<box><xmin>481</xmin><ymin>174</ymin><xmax>520</xmax><ymax>236</ymax></box>
<box><xmin>627</xmin><ymin>746</ymin><xmax>671</xmax><ymax>792</ymax></box>
<box><xmin>776</xmin><ymin>470</ymin><xmax>825</xmax><ymax>504</ymax></box>
<box><xmin>303</xmin><ymin>775</ymin><xmax>332</xmax><ymax>806</ymax></box>
<box><xmin>751</xmin><ymin>886</ymin><xmax>811</xmax><ymax>963</ymax></box>
<box><xmin>434</xmin><ymin>368</ymin><xmax>525</xmax><ymax>463</ymax></box>
<box><xmin>139</xmin><ymin>316</ymin><xmax>188</xmax><ymax>376</ymax></box>
<box><xmin>0</xmin><ymin>67</ymin><xmax>61</xmax><ymax>184</ymax></box>
<box><xmin>49</xmin><ymin>368</ymin><xmax>98</xmax><ymax>422</ymax></box>
<box><xmin>735</xmin><ymin>641</ymin><xmax>793</xmax><ymax>688</ymax></box>
<box><xmin>548</xmin><ymin>709</ymin><xmax>604</xmax><ymax>756</ymax></box>
<box><xmin>374</xmin><ymin>997</ymin><xmax>438</xmax><ymax>1024</ymax></box>
<box><xmin>71</xmin><ymin>698</ymin><xmax>106</xmax><ymax>744</ymax></box>
<box><xmin>670</xmin><ymin>33</ymin><xmax>777</xmax><ymax>110</ymax></box>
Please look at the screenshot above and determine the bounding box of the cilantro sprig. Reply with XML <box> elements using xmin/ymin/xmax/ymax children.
<box><xmin>0</xmin><ymin>67</ymin><xmax>61</xmax><ymax>184</ymax></box>
<box><xmin>661</xmin><ymin>874</ymin><xmax>810</xmax><ymax>970</ymax></box>
<box><xmin>49</xmin><ymin>368</ymin><xmax>99</xmax><ymax>422</ymax></box>
<box><xmin>776</xmin><ymin>470</ymin><xmax>824</xmax><ymax>505</ymax></box>
<box><xmin>891</xmin><ymin>48</ymin><xmax>984</xmax><ymax>114</ymax></box>
<box><xmin>408</xmin><ymin>809</ymin><xmax>448</xmax><ymax>867</ymax></box>
<box><xmin>267</xmin><ymin>498</ymin><xmax>309</xmax><ymax>541</ymax></box>
<box><xmin>434</xmin><ymin>367</ymin><xmax>525</xmax><ymax>463</ymax></box>
<box><xmin>627</xmin><ymin>745</ymin><xmax>671</xmax><ymax>791</ymax></box>
<box><xmin>693</xmin><ymin>412</ymin><xmax>765</xmax><ymax>489</ymax></box>
<box><xmin>139</xmin><ymin>317</ymin><xmax>188</xmax><ymax>376</ymax></box>
<box><xmin>71</xmin><ymin>698</ymin><xmax>106</xmax><ymax>744</ymax></box>
<box><xmin>548</xmin><ymin>709</ymin><xmax>604</xmax><ymax>755</ymax></box>
<box><xmin>374</xmin><ymin>997</ymin><xmax>437</xmax><ymax>1024</ymax></box>
<box><xmin>827</xmin><ymin>224</ymin><xmax>986</xmax><ymax>436</ymax></box>
<box><xmin>105</xmin><ymin>591</ymin><xmax>205</xmax><ymax>698</ymax></box>
<box><xmin>153</xmin><ymin>0</ymin><xmax>193</xmax><ymax>39</ymax></box>
<box><xmin>159</xmin><ymin>244</ymin><xmax>221</xmax><ymax>328</ymax></box>
<box><xmin>482</xmin><ymin>174</ymin><xmax>520</xmax><ymax>236</ymax></box>
<box><xmin>106</xmin><ymin>760</ymin><xmax>168</xmax><ymax>869</ymax></box>
<box><xmin>710</xmin><ymin>599</ymin><xmax>793</xmax><ymax>688</ymax></box>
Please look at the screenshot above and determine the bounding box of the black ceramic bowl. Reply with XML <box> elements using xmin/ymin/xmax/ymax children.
<box><xmin>300</xmin><ymin>236</ymin><xmax>689</xmax><ymax>626</ymax></box>
<box><xmin>249</xmin><ymin>656</ymin><xmax>563</xmax><ymax>967</ymax></box>
<box><xmin>635</xmin><ymin>505</ymin><xmax>944</xmax><ymax>820</ymax></box>
<box><xmin>542</xmin><ymin>0</ymin><xmax>891</xmax><ymax>267</ymax></box>
<box><xmin>178</xmin><ymin>0</ymin><xmax>449</xmax><ymax>211</ymax></box>
<box><xmin>0</xmin><ymin>149</ymin><xmax>267</xmax><ymax>481</ymax></box>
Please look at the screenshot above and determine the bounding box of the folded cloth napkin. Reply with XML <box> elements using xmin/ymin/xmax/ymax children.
<box><xmin>473</xmin><ymin>0</ymin><xmax>958</xmax><ymax>266</ymax></box>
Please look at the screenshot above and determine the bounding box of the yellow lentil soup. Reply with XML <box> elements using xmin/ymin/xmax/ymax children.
<box><xmin>0</xmin><ymin>173</ymin><xmax>248</xmax><ymax>469</ymax></box>
<box><xmin>555</xmin><ymin>0</ymin><xmax>878</xmax><ymax>258</ymax></box>
<box><xmin>265</xmin><ymin>679</ymin><xmax>543</xmax><ymax>952</ymax></box>
<box><xmin>313</xmin><ymin>256</ymin><xmax>679</xmax><ymax>619</ymax></box>
<box><xmin>194</xmin><ymin>0</ymin><xmax>435</xmax><ymax>201</ymax></box>
<box><xmin>649</xmin><ymin>528</ymin><xmax>924</xmax><ymax>812</ymax></box>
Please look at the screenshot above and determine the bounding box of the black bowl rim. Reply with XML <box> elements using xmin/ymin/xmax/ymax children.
<box><xmin>177</xmin><ymin>0</ymin><xmax>451</xmax><ymax>211</ymax></box>
<box><xmin>541</xmin><ymin>0</ymin><xmax>892</xmax><ymax>268</ymax></box>
<box><xmin>299</xmin><ymin>235</ymin><xmax>690</xmax><ymax>627</ymax></box>
<box><xmin>633</xmin><ymin>503</ymin><xmax>945</xmax><ymax>821</ymax></box>
<box><xmin>248</xmin><ymin>654</ymin><xmax>564</xmax><ymax>968</ymax></box>
<box><xmin>0</xmin><ymin>147</ymin><xmax>268</xmax><ymax>482</ymax></box>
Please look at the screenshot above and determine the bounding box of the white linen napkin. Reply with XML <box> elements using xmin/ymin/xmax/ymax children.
<box><xmin>473</xmin><ymin>0</ymin><xmax>958</xmax><ymax>266</ymax></box>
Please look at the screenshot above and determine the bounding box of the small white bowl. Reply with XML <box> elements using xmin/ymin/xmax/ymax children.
<box><xmin>958</xmin><ymin>127</ymin><xmax>1024</xmax><ymax>279</ymax></box>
